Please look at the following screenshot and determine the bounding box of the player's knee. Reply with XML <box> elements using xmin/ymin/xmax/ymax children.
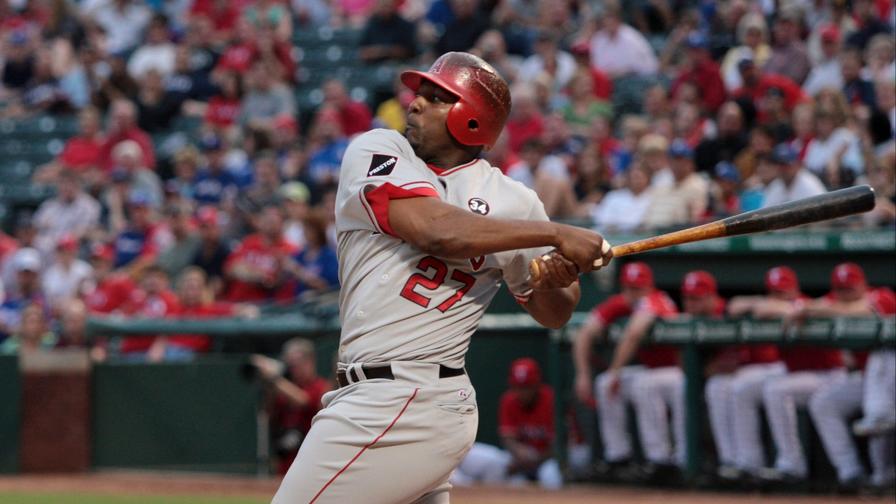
<box><xmin>705</xmin><ymin>376</ymin><xmax>725</xmax><ymax>403</ymax></box>
<box><xmin>807</xmin><ymin>390</ymin><xmax>830</xmax><ymax>420</ymax></box>
<box><xmin>761</xmin><ymin>379</ymin><xmax>784</xmax><ymax>405</ymax></box>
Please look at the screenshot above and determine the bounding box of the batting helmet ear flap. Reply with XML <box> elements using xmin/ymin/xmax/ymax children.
<box><xmin>446</xmin><ymin>99</ymin><xmax>484</xmax><ymax>147</ymax></box>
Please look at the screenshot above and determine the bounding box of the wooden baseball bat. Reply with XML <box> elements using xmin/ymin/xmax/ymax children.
<box><xmin>530</xmin><ymin>185</ymin><xmax>876</xmax><ymax>279</ymax></box>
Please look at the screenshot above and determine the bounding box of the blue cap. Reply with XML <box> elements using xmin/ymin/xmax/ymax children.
<box><xmin>128</xmin><ymin>189</ymin><xmax>154</xmax><ymax>207</ymax></box>
<box><xmin>685</xmin><ymin>31</ymin><xmax>709</xmax><ymax>50</ymax></box>
<box><xmin>9</xmin><ymin>31</ymin><xmax>28</xmax><ymax>46</ymax></box>
<box><xmin>768</xmin><ymin>143</ymin><xmax>798</xmax><ymax>164</ymax></box>
<box><xmin>110</xmin><ymin>167</ymin><xmax>132</xmax><ymax>182</ymax></box>
<box><xmin>714</xmin><ymin>161</ymin><xmax>740</xmax><ymax>182</ymax></box>
<box><xmin>199</xmin><ymin>134</ymin><xmax>222</xmax><ymax>151</ymax></box>
<box><xmin>669</xmin><ymin>139</ymin><xmax>694</xmax><ymax>159</ymax></box>
<box><xmin>737</xmin><ymin>55</ymin><xmax>755</xmax><ymax>70</ymax></box>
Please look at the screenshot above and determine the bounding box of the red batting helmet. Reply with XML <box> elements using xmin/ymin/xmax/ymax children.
<box><xmin>508</xmin><ymin>358</ymin><xmax>542</xmax><ymax>387</ymax></box>
<box><xmin>401</xmin><ymin>52</ymin><xmax>511</xmax><ymax>148</ymax></box>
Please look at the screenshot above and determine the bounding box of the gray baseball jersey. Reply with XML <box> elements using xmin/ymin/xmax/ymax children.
<box><xmin>335</xmin><ymin>128</ymin><xmax>551</xmax><ymax>369</ymax></box>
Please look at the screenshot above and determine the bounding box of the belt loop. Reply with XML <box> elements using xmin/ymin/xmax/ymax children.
<box><xmin>353</xmin><ymin>363</ymin><xmax>367</xmax><ymax>381</ymax></box>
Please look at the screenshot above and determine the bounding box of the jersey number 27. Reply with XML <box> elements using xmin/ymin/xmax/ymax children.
<box><xmin>400</xmin><ymin>256</ymin><xmax>476</xmax><ymax>312</ymax></box>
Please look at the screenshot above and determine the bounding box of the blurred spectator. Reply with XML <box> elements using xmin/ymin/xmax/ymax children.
<box><xmin>589</xmin><ymin>4</ymin><xmax>659</xmax><ymax>78</ymax></box>
<box><xmin>359</xmin><ymin>0</ymin><xmax>417</xmax><ymax>63</ymax></box>
<box><xmin>374</xmin><ymin>73</ymin><xmax>415</xmax><ymax>132</ymax></box>
<box><xmin>863</xmin><ymin>34</ymin><xmax>895</xmax><ymax>84</ymax></box>
<box><xmin>55</xmin><ymin>299</ymin><xmax>91</xmax><ymax>350</ymax></box>
<box><xmin>591</xmin><ymin>162</ymin><xmax>652</xmax><ymax>233</ymax></box>
<box><xmin>251</xmin><ymin>338</ymin><xmax>330</xmax><ymax>475</ymax></box>
<box><xmin>1</xmin><ymin>30</ymin><xmax>35</xmax><ymax>95</ymax></box>
<box><xmin>671</xmin><ymin>32</ymin><xmax>725</xmax><ymax>114</ymax></box>
<box><xmin>112</xmin><ymin>190</ymin><xmax>173</xmax><ymax>275</ymax></box>
<box><xmin>190</xmin><ymin>206</ymin><xmax>231</xmax><ymax>295</ymax></box>
<box><xmin>84</xmin><ymin>0</ymin><xmax>152</xmax><ymax>55</ymax></box>
<box><xmin>709</xmin><ymin>161</ymin><xmax>743</xmax><ymax>217</ymax></box>
<box><xmin>224</xmin><ymin>204</ymin><xmax>296</xmax><ymax>303</ymax></box>
<box><xmin>572</xmin><ymin>142</ymin><xmax>611</xmax><ymax>208</ymax></box>
<box><xmin>281</xmin><ymin>182</ymin><xmax>311</xmax><ymax>250</ymax></box>
<box><xmin>721</xmin><ymin>13</ymin><xmax>771</xmax><ymax>92</ymax></box>
<box><xmin>733</xmin><ymin>57</ymin><xmax>808</xmax><ymax>124</ymax></box>
<box><xmin>840</xmin><ymin>48</ymin><xmax>876</xmax><ymax>109</ymax></box>
<box><xmin>204</xmin><ymin>70</ymin><xmax>243</xmax><ymax>133</ymax></box>
<box><xmin>239</xmin><ymin>61</ymin><xmax>296</xmax><ymax>133</ymax></box>
<box><xmin>118</xmin><ymin>265</ymin><xmax>180</xmax><ymax>361</ymax></box>
<box><xmin>166</xmin><ymin>45</ymin><xmax>218</xmax><ymax>105</ymax></box>
<box><xmin>305</xmin><ymin>107</ymin><xmax>350</xmax><ymax>190</ymax></box>
<box><xmin>99</xmin><ymin>99</ymin><xmax>156</xmax><ymax>171</ymax></box>
<box><xmin>518</xmin><ymin>31</ymin><xmax>576</xmax><ymax>94</ymax></box>
<box><xmin>83</xmin><ymin>246</ymin><xmax>135</xmax><ymax>316</ymax></box>
<box><xmin>0</xmin><ymin>248</ymin><xmax>47</xmax><ymax>341</ymax></box>
<box><xmin>215</xmin><ymin>18</ymin><xmax>260</xmax><ymax>76</ymax></box>
<box><xmin>292</xmin><ymin>0</ymin><xmax>333</xmax><ymax>27</ymax></box>
<box><xmin>470</xmin><ymin>30</ymin><xmax>521</xmax><ymax>83</ymax></box>
<box><xmin>106</xmin><ymin>139</ymin><xmax>165</xmax><ymax>217</ymax></box>
<box><xmin>135</xmin><ymin>68</ymin><xmax>183</xmax><ymax>133</ymax></box>
<box><xmin>505</xmin><ymin>83</ymin><xmax>544</xmax><ymax>154</ymax></box>
<box><xmin>734</xmin><ymin>123</ymin><xmax>776</xmax><ymax>183</ymax></box>
<box><xmin>861</xmin><ymin>161</ymin><xmax>896</xmax><ymax>227</ymax></box>
<box><xmin>452</xmin><ymin>358</ymin><xmax>562</xmax><ymax>489</ymax></box>
<box><xmin>568</xmin><ymin>40</ymin><xmax>612</xmax><ymax>100</ymax></box>
<box><xmin>695</xmin><ymin>102</ymin><xmax>747</xmax><ymax>174</ymax></box>
<box><xmin>762</xmin><ymin>143</ymin><xmax>826</xmax><ymax>207</ymax></box>
<box><xmin>803</xmin><ymin>106</ymin><xmax>863</xmax><ymax>187</ymax></box>
<box><xmin>507</xmin><ymin>139</ymin><xmax>578</xmax><ymax>218</ymax></box>
<box><xmin>238</xmin><ymin>151</ymin><xmax>284</xmax><ymax>220</ymax></box>
<box><xmin>42</xmin><ymin>235</ymin><xmax>92</xmax><ymax>315</ymax></box>
<box><xmin>321</xmin><ymin>78</ymin><xmax>372</xmax><ymax>137</ymax></box>
<box><xmin>127</xmin><ymin>14</ymin><xmax>176</xmax><ymax>80</ymax></box>
<box><xmin>91</xmin><ymin>54</ymin><xmax>140</xmax><ymax>113</ymax></box>
<box><xmin>193</xmin><ymin>134</ymin><xmax>240</xmax><ymax>205</ymax></box>
<box><xmin>0</xmin><ymin>304</ymin><xmax>56</xmax><ymax>355</ymax></box>
<box><xmin>845</xmin><ymin>0</ymin><xmax>891</xmax><ymax>51</ymax></box>
<box><xmin>642</xmin><ymin>139</ymin><xmax>708</xmax><ymax>229</ymax></box>
<box><xmin>558</xmin><ymin>71</ymin><xmax>612</xmax><ymax>138</ymax></box>
<box><xmin>244</xmin><ymin>0</ymin><xmax>293</xmax><ymax>41</ymax></box>
<box><xmin>434</xmin><ymin>0</ymin><xmax>490</xmax><ymax>55</ymax></box>
<box><xmin>803</xmin><ymin>25</ymin><xmax>844</xmax><ymax>97</ymax></box>
<box><xmin>286</xmin><ymin>210</ymin><xmax>339</xmax><ymax>298</ymax></box>
<box><xmin>34</xmin><ymin>107</ymin><xmax>105</xmax><ymax>184</ymax></box>
<box><xmin>763</xmin><ymin>8</ymin><xmax>812</xmax><ymax>85</ymax></box>
<box><xmin>33</xmin><ymin>170</ymin><xmax>101</xmax><ymax>255</ymax></box>
<box><xmin>156</xmin><ymin>203</ymin><xmax>201</xmax><ymax>281</ymax></box>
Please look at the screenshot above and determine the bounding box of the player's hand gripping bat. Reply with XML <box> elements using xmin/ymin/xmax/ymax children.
<box><xmin>530</xmin><ymin>185</ymin><xmax>876</xmax><ymax>282</ymax></box>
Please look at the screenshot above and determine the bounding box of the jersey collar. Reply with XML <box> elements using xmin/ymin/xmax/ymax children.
<box><xmin>426</xmin><ymin>158</ymin><xmax>479</xmax><ymax>176</ymax></box>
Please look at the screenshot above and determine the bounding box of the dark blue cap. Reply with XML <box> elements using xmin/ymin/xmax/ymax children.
<box><xmin>128</xmin><ymin>189</ymin><xmax>154</xmax><ymax>206</ymax></box>
<box><xmin>685</xmin><ymin>31</ymin><xmax>709</xmax><ymax>50</ymax></box>
<box><xmin>737</xmin><ymin>56</ymin><xmax>755</xmax><ymax>70</ymax></box>
<box><xmin>714</xmin><ymin>161</ymin><xmax>740</xmax><ymax>182</ymax></box>
<box><xmin>669</xmin><ymin>138</ymin><xmax>694</xmax><ymax>158</ymax></box>
<box><xmin>768</xmin><ymin>143</ymin><xmax>798</xmax><ymax>164</ymax></box>
<box><xmin>199</xmin><ymin>134</ymin><xmax>222</xmax><ymax>151</ymax></box>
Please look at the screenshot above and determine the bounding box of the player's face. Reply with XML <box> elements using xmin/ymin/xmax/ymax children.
<box><xmin>405</xmin><ymin>80</ymin><xmax>459</xmax><ymax>163</ymax></box>
<box><xmin>833</xmin><ymin>286</ymin><xmax>865</xmax><ymax>302</ymax></box>
<box><xmin>683</xmin><ymin>295</ymin><xmax>713</xmax><ymax>316</ymax></box>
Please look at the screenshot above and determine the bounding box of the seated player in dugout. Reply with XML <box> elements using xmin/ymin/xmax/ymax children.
<box><xmin>450</xmin><ymin>357</ymin><xmax>562</xmax><ymax>489</ymax></box>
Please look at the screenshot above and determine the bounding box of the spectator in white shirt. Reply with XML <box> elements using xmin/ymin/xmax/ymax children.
<box><xmin>803</xmin><ymin>107</ymin><xmax>864</xmax><ymax>187</ymax></box>
<box><xmin>642</xmin><ymin>139</ymin><xmax>709</xmax><ymax>229</ymax></box>
<box><xmin>33</xmin><ymin>171</ymin><xmax>101</xmax><ymax>257</ymax></box>
<box><xmin>589</xmin><ymin>4</ymin><xmax>659</xmax><ymax>78</ymax></box>
<box><xmin>127</xmin><ymin>14</ymin><xmax>177</xmax><ymax>79</ymax></box>
<box><xmin>803</xmin><ymin>25</ymin><xmax>844</xmax><ymax>97</ymax></box>
<box><xmin>42</xmin><ymin>236</ymin><xmax>93</xmax><ymax>315</ymax></box>
<box><xmin>87</xmin><ymin>0</ymin><xmax>152</xmax><ymax>55</ymax></box>
<box><xmin>518</xmin><ymin>31</ymin><xmax>577</xmax><ymax>94</ymax></box>
<box><xmin>592</xmin><ymin>162</ymin><xmax>653</xmax><ymax>232</ymax></box>
<box><xmin>762</xmin><ymin>144</ymin><xmax>826</xmax><ymax>207</ymax></box>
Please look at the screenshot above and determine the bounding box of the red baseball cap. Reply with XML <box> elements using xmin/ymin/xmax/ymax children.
<box><xmin>196</xmin><ymin>206</ymin><xmax>219</xmax><ymax>227</ymax></box>
<box><xmin>765</xmin><ymin>266</ymin><xmax>799</xmax><ymax>293</ymax></box>
<box><xmin>682</xmin><ymin>270</ymin><xmax>717</xmax><ymax>297</ymax></box>
<box><xmin>831</xmin><ymin>262</ymin><xmax>866</xmax><ymax>290</ymax></box>
<box><xmin>508</xmin><ymin>358</ymin><xmax>542</xmax><ymax>387</ymax></box>
<box><xmin>56</xmin><ymin>234</ymin><xmax>78</xmax><ymax>252</ymax></box>
<box><xmin>620</xmin><ymin>262</ymin><xmax>654</xmax><ymax>289</ymax></box>
<box><xmin>820</xmin><ymin>25</ymin><xmax>841</xmax><ymax>43</ymax></box>
<box><xmin>90</xmin><ymin>243</ymin><xmax>116</xmax><ymax>262</ymax></box>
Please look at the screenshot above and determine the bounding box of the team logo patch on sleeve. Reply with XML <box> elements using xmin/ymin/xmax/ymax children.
<box><xmin>368</xmin><ymin>154</ymin><xmax>398</xmax><ymax>176</ymax></box>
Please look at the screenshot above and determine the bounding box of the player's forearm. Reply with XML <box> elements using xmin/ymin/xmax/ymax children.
<box><xmin>525</xmin><ymin>282</ymin><xmax>580</xmax><ymax>329</ymax></box>
<box><xmin>572</xmin><ymin>321</ymin><xmax>601</xmax><ymax>376</ymax></box>
<box><xmin>389</xmin><ymin>197</ymin><xmax>561</xmax><ymax>258</ymax></box>
<box><xmin>271</xmin><ymin>377</ymin><xmax>311</xmax><ymax>407</ymax></box>
<box><xmin>609</xmin><ymin>313</ymin><xmax>654</xmax><ymax>371</ymax></box>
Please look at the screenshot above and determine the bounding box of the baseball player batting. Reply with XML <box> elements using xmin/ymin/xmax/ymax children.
<box><xmin>271</xmin><ymin>52</ymin><xmax>612</xmax><ymax>503</ymax></box>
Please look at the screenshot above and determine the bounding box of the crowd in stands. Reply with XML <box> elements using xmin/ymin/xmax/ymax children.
<box><xmin>0</xmin><ymin>0</ymin><xmax>895</xmax><ymax>362</ymax></box>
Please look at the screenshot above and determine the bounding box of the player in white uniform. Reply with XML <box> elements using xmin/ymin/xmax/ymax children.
<box><xmin>271</xmin><ymin>52</ymin><xmax>611</xmax><ymax>504</ymax></box>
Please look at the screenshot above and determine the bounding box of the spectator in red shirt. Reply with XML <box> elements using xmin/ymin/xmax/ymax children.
<box><xmin>83</xmin><ymin>244</ymin><xmax>136</xmax><ymax>316</ymax></box>
<box><xmin>733</xmin><ymin>57</ymin><xmax>809</xmax><ymax>124</ymax></box>
<box><xmin>98</xmin><ymin>99</ymin><xmax>156</xmax><ymax>171</ymax></box>
<box><xmin>224</xmin><ymin>204</ymin><xmax>296</xmax><ymax>303</ymax></box>
<box><xmin>451</xmin><ymin>358</ymin><xmax>563</xmax><ymax>489</ymax></box>
<box><xmin>204</xmin><ymin>70</ymin><xmax>243</xmax><ymax>132</ymax></box>
<box><xmin>505</xmin><ymin>83</ymin><xmax>545</xmax><ymax>154</ymax></box>
<box><xmin>569</xmin><ymin>41</ymin><xmax>612</xmax><ymax>101</ymax></box>
<box><xmin>321</xmin><ymin>78</ymin><xmax>372</xmax><ymax>137</ymax></box>
<box><xmin>34</xmin><ymin>107</ymin><xmax>105</xmax><ymax>184</ymax></box>
<box><xmin>671</xmin><ymin>32</ymin><xmax>726</xmax><ymax>114</ymax></box>
<box><xmin>189</xmin><ymin>0</ymin><xmax>239</xmax><ymax>43</ymax></box>
<box><xmin>119</xmin><ymin>265</ymin><xmax>180</xmax><ymax>361</ymax></box>
<box><xmin>250</xmin><ymin>338</ymin><xmax>331</xmax><ymax>475</ymax></box>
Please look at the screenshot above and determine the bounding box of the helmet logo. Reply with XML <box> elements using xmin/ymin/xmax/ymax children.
<box><xmin>468</xmin><ymin>198</ymin><xmax>489</xmax><ymax>215</ymax></box>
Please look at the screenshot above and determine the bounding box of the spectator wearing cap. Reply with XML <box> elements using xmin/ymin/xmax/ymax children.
<box><xmin>518</xmin><ymin>31</ymin><xmax>577</xmax><ymax>95</ymax></box>
<box><xmin>670</xmin><ymin>32</ymin><xmax>726</xmax><ymax>114</ymax></box>
<box><xmin>761</xmin><ymin>143</ymin><xmax>826</xmax><ymax>207</ymax></box>
<box><xmin>642</xmin><ymin>139</ymin><xmax>709</xmax><ymax>229</ymax></box>
<box><xmin>359</xmin><ymin>0</ymin><xmax>417</xmax><ymax>64</ymax></box>
<box><xmin>0</xmin><ymin>215</ymin><xmax>38</xmax><ymax>297</ymax></box>
<box><xmin>732</xmin><ymin>57</ymin><xmax>808</xmax><ymax>124</ymax></box>
<box><xmin>710</xmin><ymin>161</ymin><xmax>742</xmax><ymax>217</ymax></box>
<box><xmin>840</xmin><ymin>48</ymin><xmax>877</xmax><ymax>109</ymax></box>
<box><xmin>106</xmin><ymin>139</ymin><xmax>164</xmax><ymax>215</ymax></box>
<box><xmin>126</xmin><ymin>14</ymin><xmax>176</xmax><ymax>80</ymax></box>
<box><xmin>452</xmin><ymin>358</ymin><xmax>562</xmax><ymax>489</ymax></box>
<box><xmin>591</xmin><ymin>162</ymin><xmax>652</xmax><ymax>232</ymax></box>
<box><xmin>281</xmin><ymin>182</ymin><xmax>311</xmax><ymax>250</ymax></box>
<box><xmin>0</xmin><ymin>303</ymin><xmax>56</xmax><ymax>356</ymax></box>
<box><xmin>558</xmin><ymin>70</ymin><xmax>613</xmax><ymax>138</ymax></box>
<box><xmin>588</xmin><ymin>4</ymin><xmax>659</xmax><ymax>78</ymax></box>
<box><xmin>568</xmin><ymin>40</ymin><xmax>613</xmax><ymax>100</ymax></box>
<box><xmin>190</xmin><ymin>206</ymin><xmax>232</xmax><ymax>297</ymax></box>
<box><xmin>721</xmin><ymin>13</ymin><xmax>772</xmax><ymax>92</ymax></box>
<box><xmin>99</xmin><ymin>99</ymin><xmax>156</xmax><ymax>171</ymax></box>
<box><xmin>695</xmin><ymin>101</ymin><xmax>748</xmax><ymax>175</ymax></box>
<box><xmin>305</xmin><ymin>107</ymin><xmax>350</xmax><ymax>191</ymax></box>
<box><xmin>763</xmin><ymin>8</ymin><xmax>812</xmax><ymax>85</ymax></box>
<box><xmin>1</xmin><ymin>30</ymin><xmax>35</xmax><ymax>94</ymax></box>
<box><xmin>238</xmin><ymin>61</ymin><xmax>296</xmax><ymax>134</ymax></box>
<box><xmin>155</xmin><ymin>203</ymin><xmax>201</xmax><ymax>281</ymax></box>
<box><xmin>32</xmin><ymin>170</ymin><xmax>100</xmax><ymax>256</ymax></box>
<box><xmin>82</xmin><ymin>243</ymin><xmax>135</xmax><ymax>316</ymax></box>
<box><xmin>802</xmin><ymin>25</ymin><xmax>845</xmax><ymax>97</ymax></box>
<box><xmin>285</xmin><ymin>210</ymin><xmax>340</xmax><ymax>298</ymax></box>
<box><xmin>192</xmin><ymin>134</ymin><xmax>240</xmax><ymax>205</ymax></box>
<box><xmin>0</xmin><ymin>247</ymin><xmax>47</xmax><ymax>335</ymax></box>
<box><xmin>41</xmin><ymin>235</ymin><xmax>93</xmax><ymax>315</ymax></box>
<box><xmin>224</xmin><ymin>204</ymin><xmax>296</xmax><ymax>303</ymax></box>
<box><xmin>321</xmin><ymin>79</ymin><xmax>373</xmax><ymax>138</ymax></box>
<box><xmin>112</xmin><ymin>190</ymin><xmax>173</xmax><ymax>275</ymax></box>
<box><xmin>118</xmin><ymin>265</ymin><xmax>180</xmax><ymax>361</ymax></box>
<box><xmin>803</xmin><ymin>106</ymin><xmax>864</xmax><ymax>188</ymax></box>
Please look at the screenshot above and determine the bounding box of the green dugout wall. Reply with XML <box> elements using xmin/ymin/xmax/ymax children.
<box><xmin>0</xmin><ymin>356</ymin><xmax>20</xmax><ymax>473</ymax></box>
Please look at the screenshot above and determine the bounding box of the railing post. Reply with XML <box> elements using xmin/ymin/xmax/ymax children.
<box><xmin>682</xmin><ymin>342</ymin><xmax>702</xmax><ymax>482</ymax></box>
